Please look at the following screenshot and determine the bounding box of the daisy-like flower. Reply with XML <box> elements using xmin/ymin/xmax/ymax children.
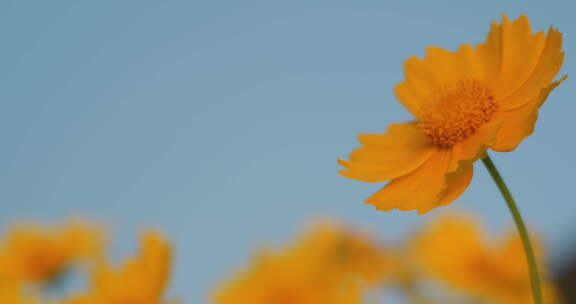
<box><xmin>289</xmin><ymin>220</ymin><xmax>399</xmax><ymax>286</ymax></box>
<box><xmin>0</xmin><ymin>221</ymin><xmax>102</xmax><ymax>282</ymax></box>
<box><xmin>212</xmin><ymin>220</ymin><xmax>395</xmax><ymax>304</ymax></box>
<box><xmin>212</xmin><ymin>250</ymin><xmax>362</xmax><ymax>304</ymax></box>
<box><xmin>339</xmin><ymin>14</ymin><xmax>565</xmax><ymax>213</ymax></box>
<box><xmin>66</xmin><ymin>231</ymin><xmax>175</xmax><ymax>304</ymax></box>
<box><xmin>411</xmin><ymin>213</ymin><xmax>559</xmax><ymax>303</ymax></box>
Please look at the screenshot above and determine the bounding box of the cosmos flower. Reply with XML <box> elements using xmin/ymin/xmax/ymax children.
<box><xmin>289</xmin><ymin>220</ymin><xmax>399</xmax><ymax>285</ymax></box>
<box><xmin>339</xmin><ymin>14</ymin><xmax>565</xmax><ymax>213</ymax></box>
<box><xmin>66</xmin><ymin>231</ymin><xmax>175</xmax><ymax>304</ymax></box>
<box><xmin>212</xmin><ymin>220</ymin><xmax>396</xmax><ymax>304</ymax></box>
<box><xmin>212</xmin><ymin>250</ymin><xmax>362</xmax><ymax>304</ymax></box>
<box><xmin>411</xmin><ymin>213</ymin><xmax>558</xmax><ymax>303</ymax></box>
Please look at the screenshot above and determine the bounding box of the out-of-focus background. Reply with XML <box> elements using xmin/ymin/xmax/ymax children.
<box><xmin>0</xmin><ymin>0</ymin><xmax>574</xmax><ymax>302</ymax></box>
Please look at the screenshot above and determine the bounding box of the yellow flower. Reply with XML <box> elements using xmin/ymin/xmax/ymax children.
<box><xmin>289</xmin><ymin>220</ymin><xmax>399</xmax><ymax>285</ymax></box>
<box><xmin>67</xmin><ymin>231</ymin><xmax>174</xmax><ymax>304</ymax></box>
<box><xmin>0</xmin><ymin>221</ymin><xmax>102</xmax><ymax>282</ymax></box>
<box><xmin>213</xmin><ymin>251</ymin><xmax>362</xmax><ymax>304</ymax></box>
<box><xmin>411</xmin><ymin>213</ymin><xmax>558</xmax><ymax>303</ymax></box>
<box><xmin>212</xmin><ymin>220</ymin><xmax>394</xmax><ymax>304</ymax></box>
<box><xmin>339</xmin><ymin>14</ymin><xmax>565</xmax><ymax>213</ymax></box>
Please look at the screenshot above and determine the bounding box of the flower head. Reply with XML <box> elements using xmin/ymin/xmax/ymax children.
<box><xmin>411</xmin><ymin>213</ymin><xmax>558</xmax><ymax>303</ymax></box>
<box><xmin>66</xmin><ymin>231</ymin><xmax>174</xmax><ymax>304</ymax></box>
<box><xmin>0</xmin><ymin>221</ymin><xmax>102</xmax><ymax>282</ymax></box>
<box><xmin>289</xmin><ymin>220</ymin><xmax>399</xmax><ymax>285</ymax></box>
<box><xmin>213</xmin><ymin>250</ymin><xmax>362</xmax><ymax>304</ymax></box>
<box><xmin>213</xmin><ymin>219</ymin><xmax>396</xmax><ymax>304</ymax></box>
<box><xmin>339</xmin><ymin>14</ymin><xmax>565</xmax><ymax>213</ymax></box>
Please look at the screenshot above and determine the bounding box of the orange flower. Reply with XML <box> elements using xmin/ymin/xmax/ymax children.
<box><xmin>66</xmin><ymin>231</ymin><xmax>174</xmax><ymax>304</ymax></box>
<box><xmin>0</xmin><ymin>221</ymin><xmax>102</xmax><ymax>282</ymax></box>
<box><xmin>213</xmin><ymin>251</ymin><xmax>362</xmax><ymax>304</ymax></box>
<box><xmin>212</xmin><ymin>220</ymin><xmax>395</xmax><ymax>304</ymax></box>
<box><xmin>411</xmin><ymin>213</ymin><xmax>558</xmax><ymax>303</ymax></box>
<box><xmin>289</xmin><ymin>220</ymin><xmax>398</xmax><ymax>285</ymax></box>
<box><xmin>339</xmin><ymin>14</ymin><xmax>565</xmax><ymax>213</ymax></box>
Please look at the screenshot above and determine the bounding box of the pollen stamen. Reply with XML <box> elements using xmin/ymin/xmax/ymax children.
<box><xmin>418</xmin><ymin>79</ymin><xmax>497</xmax><ymax>148</ymax></box>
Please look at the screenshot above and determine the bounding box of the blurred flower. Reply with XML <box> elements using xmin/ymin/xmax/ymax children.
<box><xmin>411</xmin><ymin>213</ymin><xmax>558</xmax><ymax>303</ymax></box>
<box><xmin>0</xmin><ymin>221</ymin><xmax>102</xmax><ymax>282</ymax></box>
<box><xmin>213</xmin><ymin>250</ymin><xmax>361</xmax><ymax>304</ymax></box>
<box><xmin>66</xmin><ymin>231</ymin><xmax>174</xmax><ymax>304</ymax></box>
<box><xmin>213</xmin><ymin>220</ymin><xmax>396</xmax><ymax>304</ymax></box>
<box><xmin>289</xmin><ymin>220</ymin><xmax>399</xmax><ymax>285</ymax></box>
<box><xmin>339</xmin><ymin>14</ymin><xmax>565</xmax><ymax>213</ymax></box>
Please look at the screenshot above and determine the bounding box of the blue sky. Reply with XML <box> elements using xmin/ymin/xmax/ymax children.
<box><xmin>0</xmin><ymin>1</ymin><xmax>574</xmax><ymax>302</ymax></box>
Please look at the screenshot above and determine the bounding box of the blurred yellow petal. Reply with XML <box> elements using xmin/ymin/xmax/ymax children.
<box><xmin>0</xmin><ymin>220</ymin><xmax>103</xmax><ymax>281</ymax></box>
<box><xmin>291</xmin><ymin>220</ymin><xmax>399</xmax><ymax>285</ymax></box>
<box><xmin>67</xmin><ymin>231</ymin><xmax>173</xmax><ymax>304</ymax></box>
<box><xmin>213</xmin><ymin>220</ymin><xmax>397</xmax><ymax>304</ymax></box>
<box><xmin>213</xmin><ymin>251</ymin><xmax>362</xmax><ymax>304</ymax></box>
<box><xmin>0</xmin><ymin>281</ymin><xmax>38</xmax><ymax>304</ymax></box>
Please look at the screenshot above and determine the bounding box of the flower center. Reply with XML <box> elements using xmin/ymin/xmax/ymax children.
<box><xmin>418</xmin><ymin>79</ymin><xmax>497</xmax><ymax>148</ymax></box>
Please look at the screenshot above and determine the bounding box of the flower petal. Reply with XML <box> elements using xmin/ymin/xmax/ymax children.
<box><xmin>338</xmin><ymin>122</ymin><xmax>434</xmax><ymax>182</ymax></box>
<box><xmin>490</xmin><ymin>75</ymin><xmax>566</xmax><ymax>152</ymax></box>
<box><xmin>476</xmin><ymin>14</ymin><xmax>564</xmax><ymax>110</ymax></box>
<box><xmin>453</xmin><ymin>44</ymin><xmax>485</xmax><ymax>81</ymax></box>
<box><xmin>369</xmin><ymin>121</ymin><xmax>499</xmax><ymax>214</ymax></box>
<box><xmin>500</xmin><ymin>27</ymin><xmax>564</xmax><ymax>110</ymax></box>
<box><xmin>428</xmin><ymin>121</ymin><xmax>502</xmax><ymax>209</ymax></box>
<box><xmin>455</xmin><ymin>120</ymin><xmax>503</xmax><ymax>167</ymax></box>
<box><xmin>423</xmin><ymin>47</ymin><xmax>459</xmax><ymax>85</ymax></box>
<box><xmin>395</xmin><ymin>80</ymin><xmax>429</xmax><ymax>117</ymax></box>
<box><xmin>477</xmin><ymin>15</ymin><xmax>546</xmax><ymax>99</ymax></box>
<box><xmin>411</xmin><ymin>214</ymin><xmax>492</xmax><ymax>294</ymax></box>
<box><xmin>365</xmin><ymin>150</ymin><xmax>469</xmax><ymax>214</ymax></box>
<box><xmin>395</xmin><ymin>57</ymin><xmax>437</xmax><ymax>115</ymax></box>
<box><xmin>396</xmin><ymin>45</ymin><xmax>484</xmax><ymax>117</ymax></box>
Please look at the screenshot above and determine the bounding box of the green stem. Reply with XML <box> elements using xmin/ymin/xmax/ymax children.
<box><xmin>481</xmin><ymin>155</ymin><xmax>543</xmax><ymax>304</ymax></box>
